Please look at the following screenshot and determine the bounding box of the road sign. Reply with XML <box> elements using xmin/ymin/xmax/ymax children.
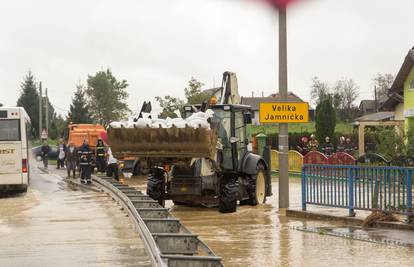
<box><xmin>259</xmin><ymin>102</ymin><xmax>309</xmax><ymax>123</ymax></box>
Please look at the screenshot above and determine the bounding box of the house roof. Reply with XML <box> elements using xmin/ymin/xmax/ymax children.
<box><xmin>390</xmin><ymin>47</ymin><xmax>414</xmax><ymax>93</ymax></box>
<box><xmin>359</xmin><ymin>100</ymin><xmax>376</xmax><ymax>110</ymax></box>
<box><xmin>355</xmin><ymin>111</ymin><xmax>396</xmax><ymax>122</ymax></box>
<box><xmin>380</xmin><ymin>93</ymin><xmax>404</xmax><ymax>111</ymax></box>
<box><xmin>241</xmin><ymin>91</ymin><xmax>304</xmax><ymax>110</ymax></box>
<box><xmin>202</xmin><ymin>87</ymin><xmax>222</xmax><ymax>96</ymax></box>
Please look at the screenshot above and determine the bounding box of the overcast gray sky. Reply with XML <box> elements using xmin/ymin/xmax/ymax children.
<box><xmin>1</xmin><ymin>0</ymin><xmax>413</xmax><ymax>115</ymax></box>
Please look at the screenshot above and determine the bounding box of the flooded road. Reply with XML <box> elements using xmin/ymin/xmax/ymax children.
<box><xmin>0</xmin><ymin>166</ymin><xmax>151</xmax><ymax>267</ymax></box>
<box><xmin>128</xmin><ymin>176</ymin><xmax>414</xmax><ymax>267</ymax></box>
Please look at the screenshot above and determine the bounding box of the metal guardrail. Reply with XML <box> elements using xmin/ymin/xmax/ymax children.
<box><xmin>92</xmin><ymin>175</ymin><xmax>223</xmax><ymax>267</ymax></box>
<box><xmin>302</xmin><ymin>164</ymin><xmax>413</xmax><ymax>223</ymax></box>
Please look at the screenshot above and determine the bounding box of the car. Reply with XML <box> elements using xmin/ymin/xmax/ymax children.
<box><xmin>32</xmin><ymin>145</ymin><xmax>58</xmax><ymax>161</ymax></box>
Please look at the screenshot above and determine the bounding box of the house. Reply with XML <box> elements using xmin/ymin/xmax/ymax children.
<box><xmin>386</xmin><ymin>46</ymin><xmax>414</xmax><ymax>129</ymax></box>
<box><xmin>359</xmin><ymin>100</ymin><xmax>377</xmax><ymax>115</ymax></box>
<box><xmin>241</xmin><ymin>92</ymin><xmax>313</xmax><ymax>125</ymax></box>
<box><xmin>354</xmin><ymin>46</ymin><xmax>414</xmax><ymax>156</ymax></box>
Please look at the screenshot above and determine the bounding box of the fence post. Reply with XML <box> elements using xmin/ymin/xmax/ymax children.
<box><xmin>406</xmin><ymin>169</ymin><xmax>413</xmax><ymax>223</ymax></box>
<box><xmin>348</xmin><ymin>167</ymin><xmax>355</xmax><ymax>217</ymax></box>
<box><xmin>302</xmin><ymin>166</ymin><xmax>306</xmax><ymax>211</ymax></box>
<box><xmin>256</xmin><ymin>133</ymin><xmax>267</xmax><ymax>157</ymax></box>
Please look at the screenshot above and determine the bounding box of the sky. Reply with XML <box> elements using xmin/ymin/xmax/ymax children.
<box><xmin>1</xmin><ymin>0</ymin><xmax>413</xmax><ymax>115</ymax></box>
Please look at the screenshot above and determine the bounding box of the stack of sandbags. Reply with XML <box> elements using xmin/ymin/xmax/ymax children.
<box><xmin>109</xmin><ymin>109</ymin><xmax>214</xmax><ymax>130</ymax></box>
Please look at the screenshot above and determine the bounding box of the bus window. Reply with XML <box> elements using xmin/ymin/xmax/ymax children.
<box><xmin>0</xmin><ymin>119</ymin><xmax>20</xmax><ymax>141</ymax></box>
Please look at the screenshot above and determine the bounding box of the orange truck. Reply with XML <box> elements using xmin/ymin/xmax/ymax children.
<box><xmin>67</xmin><ymin>124</ymin><xmax>106</xmax><ymax>150</ymax></box>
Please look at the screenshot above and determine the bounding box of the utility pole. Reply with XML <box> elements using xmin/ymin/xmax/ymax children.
<box><xmin>374</xmin><ymin>86</ymin><xmax>378</xmax><ymax>112</ymax></box>
<box><xmin>45</xmin><ymin>88</ymin><xmax>49</xmax><ymax>131</ymax></box>
<box><xmin>39</xmin><ymin>82</ymin><xmax>43</xmax><ymax>138</ymax></box>
<box><xmin>278</xmin><ymin>5</ymin><xmax>289</xmax><ymax>214</ymax></box>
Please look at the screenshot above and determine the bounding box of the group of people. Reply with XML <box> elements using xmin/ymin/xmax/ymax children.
<box><xmin>40</xmin><ymin>138</ymin><xmax>119</xmax><ymax>184</ymax></box>
<box><xmin>297</xmin><ymin>134</ymin><xmax>356</xmax><ymax>156</ymax></box>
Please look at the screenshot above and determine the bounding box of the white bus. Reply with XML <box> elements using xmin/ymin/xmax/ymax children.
<box><xmin>0</xmin><ymin>107</ymin><xmax>31</xmax><ymax>192</ymax></box>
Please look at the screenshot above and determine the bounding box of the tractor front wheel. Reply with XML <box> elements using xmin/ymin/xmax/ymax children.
<box><xmin>240</xmin><ymin>164</ymin><xmax>266</xmax><ymax>206</ymax></box>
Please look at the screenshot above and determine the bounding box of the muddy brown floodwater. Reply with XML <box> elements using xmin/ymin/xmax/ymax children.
<box><xmin>0</xmin><ymin>166</ymin><xmax>151</xmax><ymax>267</ymax></box>
<box><xmin>127</xmin><ymin>176</ymin><xmax>414</xmax><ymax>267</ymax></box>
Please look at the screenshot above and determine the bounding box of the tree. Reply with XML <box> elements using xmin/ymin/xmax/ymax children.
<box><xmin>86</xmin><ymin>69</ymin><xmax>130</xmax><ymax>126</ymax></box>
<box><xmin>155</xmin><ymin>95</ymin><xmax>184</xmax><ymax>119</ymax></box>
<box><xmin>376</xmin><ymin>127</ymin><xmax>405</xmax><ymax>161</ymax></box>
<box><xmin>184</xmin><ymin>77</ymin><xmax>209</xmax><ymax>104</ymax></box>
<box><xmin>333</xmin><ymin>78</ymin><xmax>359</xmax><ymax>122</ymax></box>
<box><xmin>155</xmin><ymin>77</ymin><xmax>208</xmax><ymax>118</ymax></box>
<box><xmin>315</xmin><ymin>98</ymin><xmax>336</xmax><ymax>144</ymax></box>
<box><xmin>310</xmin><ymin>77</ymin><xmax>330</xmax><ymax>105</ymax></box>
<box><xmin>372</xmin><ymin>73</ymin><xmax>395</xmax><ymax>100</ymax></box>
<box><xmin>68</xmin><ymin>83</ymin><xmax>92</xmax><ymax>124</ymax></box>
<box><xmin>17</xmin><ymin>71</ymin><xmax>39</xmax><ymax>138</ymax></box>
<box><xmin>49</xmin><ymin>114</ymin><xmax>66</xmax><ymax>140</ymax></box>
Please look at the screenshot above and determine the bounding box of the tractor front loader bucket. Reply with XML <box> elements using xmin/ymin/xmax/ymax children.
<box><xmin>108</xmin><ymin>127</ymin><xmax>217</xmax><ymax>160</ymax></box>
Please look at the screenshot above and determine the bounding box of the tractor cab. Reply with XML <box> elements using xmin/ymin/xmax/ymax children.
<box><xmin>183</xmin><ymin>104</ymin><xmax>252</xmax><ymax>172</ymax></box>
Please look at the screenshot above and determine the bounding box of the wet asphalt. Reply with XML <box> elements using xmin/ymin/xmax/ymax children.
<box><xmin>0</xmin><ymin>165</ymin><xmax>151</xmax><ymax>267</ymax></box>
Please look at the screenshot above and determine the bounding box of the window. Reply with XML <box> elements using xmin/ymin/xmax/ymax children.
<box><xmin>235</xmin><ymin>111</ymin><xmax>247</xmax><ymax>161</ymax></box>
<box><xmin>0</xmin><ymin>119</ymin><xmax>20</xmax><ymax>141</ymax></box>
<box><xmin>410</xmin><ymin>77</ymin><xmax>414</xmax><ymax>90</ymax></box>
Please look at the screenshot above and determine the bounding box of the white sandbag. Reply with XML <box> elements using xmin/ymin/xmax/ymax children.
<box><xmin>205</xmin><ymin>109</ymin><xmax>214</xmax><ymax>118</ymax></box>
<box><xmin>166</xmin><ymin>117</ymin><xmax>186</xmax><ymax>128</ymax></box>
<box><xmin>186</xmin><ymin>109</ymin><xmax>214</xmax><ymax>121</ymax></box>
<box><xmin>109</xmin><ymin>121</ymin><xmax>124</xmax><ymax>128</ymax></box>
<box><xmin>186</xmin><ymin>118</ymin><xmax>210</xmax><ymax>129</ymax></box>
<box><xmin>173</xmin><ymin>121</ymin><xmax>187</xmax><ymax>128</ymax></box>
<box><xmin>125</xmin><ymin>121</ymin><xmax>136</xmax><ymax>128</ymax></box>
<box><xmin>136</xmin><ymin>118</ymin><xmax>152</xmax><ymax>128</ymax></box>
<box><xmin>151</xmin><ymin>121</ymin><xmax>169</xmax><ymax>128</ymax></box>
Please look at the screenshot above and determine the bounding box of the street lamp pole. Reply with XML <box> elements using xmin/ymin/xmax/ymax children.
<box><xmin>278</xmin><ymin>5</ymin><xmax>289</xmax><ymax>213</ymax></box>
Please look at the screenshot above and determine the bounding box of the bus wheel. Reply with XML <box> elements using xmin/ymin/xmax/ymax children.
<box><xmin>15</xmin><ymin>185</ymin><xmax>28</xmax><ymax>193</ymax></box>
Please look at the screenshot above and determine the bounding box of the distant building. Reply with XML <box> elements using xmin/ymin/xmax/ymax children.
<box><xmin>241</xmin><ymin>92</ymin><xmax>313</xmax><ymax>125</ymax></box>
<box><xmin>358</xmin><ymin>100</ymin><xmax>377</xmax><ymax>115</ymax></box>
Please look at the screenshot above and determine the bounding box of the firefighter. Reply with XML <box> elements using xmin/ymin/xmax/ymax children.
<box><xmin>95</xmin><ymin>138</ymin><xmax>106</xmax><ymax>173</ymax></box>
<box><xmin>78</xmin><ymin>139</ymin><xmax>92</xmax><ymax>184</ymax></box>
<box><xmin>321</xmin><ymin>136</ymin><xmax>334</xmax><ymax>156</ymax></box>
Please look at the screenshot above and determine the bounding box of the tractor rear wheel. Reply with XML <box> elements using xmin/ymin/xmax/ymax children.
<box><xmin>219</xmin><ymin>177</ymin><xmax>237</xmax><ymax>213</ymax></box>
<box><xmin>240</xmin><ymin>164</ymin><xmax>266</xmax><ymax>206</ymax></box>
